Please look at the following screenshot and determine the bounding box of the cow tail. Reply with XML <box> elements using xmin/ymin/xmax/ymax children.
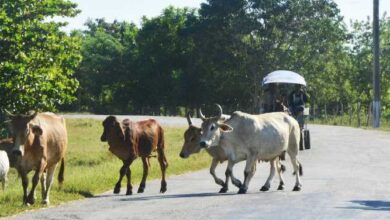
<box><xmin>298</xmin><ymin>161</ymin><xmax>303</xmax><ymax>176</ymax></box>
<box><xmin>58</xmin><ymin>157</ymin><xmax>65</xmax><ymax>184</ymax></box>
<box><xmin>158</xmin><ymin>127</ymin><xmax>165</xmax><ymax>150</ymax></box>
<box><xmin>280</xmin><ymin>163</ymin><xmax>286</xmax><ymax>173</ymax></box>
<box><xmin>157</xmin><ymin>127</ymin><xmax>168</xmax><ymax>167</ymax></box>
<box><xmin>292</xmin><ymin>161</ymin><xmax>303</xmax><ymax>176</ymax></box>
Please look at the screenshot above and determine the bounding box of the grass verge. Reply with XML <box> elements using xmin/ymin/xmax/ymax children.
<box><xmin>0</xmin><ymin>119</ymin><xmax>210</xmax><ymax>217</ymax></box>
<box><xmin>310</xmin><ymin>115</ymin><xmax>390</xmax><ymax>131</ymax></box>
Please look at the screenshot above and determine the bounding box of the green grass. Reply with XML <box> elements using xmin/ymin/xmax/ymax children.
<box><xmin>0</xmin><ymin>119</ymin><xmax>210</xmax><ymax>217</ymax></box>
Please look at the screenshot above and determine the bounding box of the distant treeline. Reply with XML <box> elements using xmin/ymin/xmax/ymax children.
<box><xmin>1</xmin><ymin>0</ymin><xmax>390</xmax><ymax>121</ymax></box>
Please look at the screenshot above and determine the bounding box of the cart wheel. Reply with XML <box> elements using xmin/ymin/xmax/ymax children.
<box><xmin>299</xmin><ymin>130</ymin><xmax>304</xmax><ymax>151</ymax></box>
<box><xmin>304</xmin><ymin>129</ymin><xmax>311</xmax><ymax>149</ymax></box>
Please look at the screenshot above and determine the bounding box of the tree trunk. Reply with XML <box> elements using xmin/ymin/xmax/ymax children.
<box><xmin>348</xmin><ymin>103</ymin><xmax>353</xmax><ymax>126</ymax></box>
<box><xmin>357</xmin><ymin>102</ymin><xmax>361</xmax><ymax>127</ymax></box>
<box><xmin>366</xmin><ymin>103</ymin><xmax>372</xmax><ymax>127</ymax></box>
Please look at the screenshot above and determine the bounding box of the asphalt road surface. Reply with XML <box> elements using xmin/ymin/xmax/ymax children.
<box><xmin>7</xmin><ymin>120</ymin><xmax>390</xmax><ymax>220</ymax></box>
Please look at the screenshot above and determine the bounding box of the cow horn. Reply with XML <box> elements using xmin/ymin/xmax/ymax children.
<box><xmin>26</xmin><ymin>110</ymin><xmax>38</xmax><ymax>120</ymax></box>
<box><xmin>186</xmin><ymin>111</ymin><xmax>193</xmax><ymax>126</ymax></box>
<box><xmin>4</xmin><ymin>109</ymin><xmax>15</xmax><ymax>117</ymax></box>
<box><xmin>198</xmin><ymin>108</ymin><xmax>206</xmax><ymax>121</ymax></box>
<box><xmin>215</xmin><ymin>104</ymin><xmax>223</xmax><ymax>119</ymax></box>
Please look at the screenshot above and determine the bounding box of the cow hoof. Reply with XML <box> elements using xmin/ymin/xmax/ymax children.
<box><xmin>219</xmin><ymin>187</ymin><xmax>228</xmax><ymax>193</ymax></box>
<box><xmin>293</xmin><ymin>185</ymin><xmax>301</xmax><ymax>191</ymax></box>
<box><xmin>160</xmin><ymin>181</ymin><xmax>167</xmax><ymax>193</ymax></box>
<box><xmin>42</xmin><ymin>200</ymin><xmax>49</xmax><ymax>205</ymax></box>
<box><xmin>26</xmin><ymin>196</ymin><xmax>35</xmax><ymax>205</ymax></box>
<box><xmin>113</xmin><ymin>186</ymin><xmax>121</xmax><ymax>194</ymax></box>
<box><xmin>277</xmin><ymin>184</ymin><xmax>285</xmax><ymax>191</ymax></box>
<box><xmin>260</xmin><ymin>185</ymin><xmax>270</xmax><ymax>192</ymax></box>
<box><xmin>126</xmin><ymin>190</ymin><xmax>133</xmax><ymax>195</ymax></box>
<box><xmin>160</xmin><ymin>186</ymin><xmax>167</xmax><ymax>193</ymax></box>
<box><xmin>238</xmin><ymin>188</ymin><xmax>247</xmax><ymax>194</ymax></box>
<box><xmin>137</xmin><ymin>188</ymin><xmax>144</xmax><ymax>193</ymax></box>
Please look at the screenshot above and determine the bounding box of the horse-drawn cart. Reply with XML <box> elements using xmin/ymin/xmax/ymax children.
<box><xmin>261</xmin><ymin>70</ymin><xmax>311</xmax><ymax>150</ymax></box>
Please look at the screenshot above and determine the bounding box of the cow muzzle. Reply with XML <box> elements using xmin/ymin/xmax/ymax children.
<box><xmin>12</xmin><ymin>149</ymin><xmax>22</xmax><ymax>156</ymax></box>
<box><xmin>12</xmin><ymin>145</ymin><xmax>24</xmax><ymax>156</ymax></box>
<box><xmin>199</xmin><ymin>141</ymin><xmax>209</xmax><ymax>148</ymax></box>
<box><xmin>179</xmin><ymin>152</ymin><xmax>188</xmax><ymax>159</ymax></box>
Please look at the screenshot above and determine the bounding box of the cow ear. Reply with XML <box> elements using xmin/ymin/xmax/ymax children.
<box><xmin>218</xmin><ymin>123</ymin><xmax>233</xmax><ymax>132</ymax></box>
<box><xmin>31</xmin><ymin>125</ymin><xmax>43</xmax><ymax>136</ymax></box>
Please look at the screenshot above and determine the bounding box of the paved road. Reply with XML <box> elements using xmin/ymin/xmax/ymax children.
<box><xmin>7</xmin><ymin>124</ymin><xmax>390</xmax><ymax>220</ymax></box>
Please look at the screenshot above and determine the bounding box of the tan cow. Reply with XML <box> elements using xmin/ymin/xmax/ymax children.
<box><xmin>199</xmin><ymin>105</ymin><xmax>303</xmax><ymax>194</ymax></box>
<box><xmin>7</xmin><ymin>111</ymin><xmax>67</xmax><ymax>205</ymax></box>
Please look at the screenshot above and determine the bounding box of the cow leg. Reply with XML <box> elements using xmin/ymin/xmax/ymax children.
<box><xmin>289</xmin><ymin>155</ymin><xmax>302</xmax><ymax>191</ymax></box>
<box><xmin>125</xmin><ymin>167</ymin><xmax>133</xmax><ymax>195</ymax></box>
<box><xmin>276</xmin><ymin>159</ymin><xmax>285</xmax><ymax>190</ymax></box>
<box><xmin>20</xmin><ymin>170</ymin><xmax>29</xmax><ymax>205</ymax></box>
<box><xmin>226</xmin><ymin>159</ymin><xmax>241</xmax><ymax>188</ymax></box>
<box><xmin>114</xmin><ymin>159</ymin><xmax>132</xmax><ymax>194</ymax></box>
<box><xmin>26</xmin><ymin>169</ymin><xmax>40</xmax><ymax>205</ymax></box>
<box><xmin>260</xmin><ymin>159</ymin><xmax>277</xmax><ymax>192</ymax></box>
<box><xmin>238</xmin><ymin>155</ymin><xmax>257</xmax><ymax>194</ymax></box>
<box><xmin>42</xmin><ymin>165</ymin><xmax>57</xmax><ymax>205</ymax></box>
<box><xmin>138</xmin><ymin>157</ymin><xmax>149</xmax><ymax>193</ymax></box>
<box><xmin>27</xmin><ymin>160</ymin><xmax>46</xmax><ymax>205</ymax></box>
<box><xmin>41</xmin><ymin>171</ymin><xmax>47</xmax><ymax>200</ymax></box>
<box><xmin>209</xmin><ymin>158</ymin><xmax>225</xmax><ymax>193</ymax></box>
<box><xmin>157</xmin><ymin>148</ymin><xmax>168</xmax><ymax>193</ymax></box>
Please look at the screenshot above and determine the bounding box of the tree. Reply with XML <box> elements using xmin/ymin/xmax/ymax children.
<box><xmin>135</xmin><ymin>7</ymin><xmax>197</xmax><ymax>115</ymax></box>
<box><xmin>71</xmin><ymin>19</ymin><xmax>139</xmax><ymax>114</ymax></box>
<box><xmin>0</xmin><ymin>0</ymin><xmax>82</xmax><ymax>114</ymax></box>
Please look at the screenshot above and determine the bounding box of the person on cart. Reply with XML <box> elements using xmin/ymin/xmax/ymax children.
<box><xmin>288</xmin><ymin>85</ymin><xmax>309</xmax><ymax>128</ymax></box>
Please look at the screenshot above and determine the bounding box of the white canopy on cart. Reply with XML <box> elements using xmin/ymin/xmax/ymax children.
<box><xmin>262</xmin><ymin>70</ymin><xmax>307</xmax><ymax>86</ymax></box>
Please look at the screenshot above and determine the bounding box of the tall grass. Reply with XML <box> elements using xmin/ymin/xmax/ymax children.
<box><xmin>0</xmin><ymin>119</ymin><xmax>210</xmax><ymax>217</ymax></box>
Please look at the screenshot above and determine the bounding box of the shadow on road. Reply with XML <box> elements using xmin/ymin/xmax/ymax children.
<box><xmin>341</xmin><ymin>200</ymin><xmax>390</xmax><ymax>211</ymax></box>
<box><xmin>118</xmin><ymin>192</ymin><xmax>236</xmax><ymax>202</ymax></box>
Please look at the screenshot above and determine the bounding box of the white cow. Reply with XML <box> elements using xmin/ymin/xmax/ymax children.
<box><xmin>179</xmin><ymin>111</ymin><xmax>287</xmax><ymax>193</ymax></box>
<box><xmin>0</xmin><ymin>150</ymin><xmax>10</xmax><ymax>190</ymax></box>
<box><xmin>199</xmin><ymin>105</ymin><xmax>303</xmax><ymax>193</ymax></box>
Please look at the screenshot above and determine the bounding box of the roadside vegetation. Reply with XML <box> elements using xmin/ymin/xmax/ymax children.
<box><xmin>310</xmin><ymin>116</ymin><xmax>390</xmax><ymax>131</ymax></box>
<box><xmin>0</xmin><ymin>119</ymin><xmax>210</xmax><ymax>217</ymax></box>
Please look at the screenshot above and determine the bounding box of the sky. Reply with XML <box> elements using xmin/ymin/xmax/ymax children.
<box><xmin>60</xmin><ymin>0</ymin><xmax>390</xmax><ymax>32</ymax></box>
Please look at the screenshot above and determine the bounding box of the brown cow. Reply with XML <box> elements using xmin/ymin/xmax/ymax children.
<box><xmin>7</xmin><ymin>111</ymin><xmax>67</xmax><ymax>205</ymax></box>
<box><xmin>101</xmin><ymin>116</ymin><xmax>168</xmax><ymax>195</ymax></box>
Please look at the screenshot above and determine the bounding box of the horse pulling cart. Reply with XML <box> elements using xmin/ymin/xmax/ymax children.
<box><xmin>261</xmin><ymin>70</ymin><xmax>311</xmax><ymax>150</ymax></box>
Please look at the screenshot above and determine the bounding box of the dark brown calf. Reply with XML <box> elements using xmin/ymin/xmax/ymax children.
<box><xmin>101</xmin><ymin>116</ymin><xmax>168</xmax><ymax>195</ymax></box>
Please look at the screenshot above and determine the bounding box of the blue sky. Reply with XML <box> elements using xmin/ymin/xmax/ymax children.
<box><xmin>60</xmin><ymin>0</ymin><xmax>390</xmax><ymax>31</ymax></box>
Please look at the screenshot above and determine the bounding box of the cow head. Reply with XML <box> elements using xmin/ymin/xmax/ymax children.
<box><xmin>199</xmin><ymin>104</ymin><xmax>233</xmax><ymax>149</ymax></box>
<box><xmin>6</xmin><ymin>110</ymin><xmax>38</xmax><ymax>156</ymax></box>
<box><xmin>179</xmin><ymin>112</ymin><xmax>202</xmax><ymax>158</ymax></box>
<box><xmin>101</xmin><ymin>116</ymin><xmax>124</xmax><ymax>142</ymax></box>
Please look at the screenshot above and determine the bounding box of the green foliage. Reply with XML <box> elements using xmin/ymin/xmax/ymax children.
<box><xmin>6</xmin><ymin>0</ymin><xmax>386</xmax><ymax>123</ymax></box>
<box><xmin>0</xmin><ymin>0</ymin><xmax>82</xmax><ymax>113</ymax></box>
